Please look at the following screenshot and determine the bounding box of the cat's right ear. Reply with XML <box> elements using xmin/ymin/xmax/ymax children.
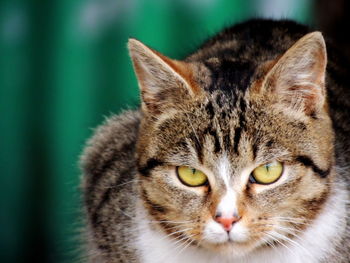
<box><xmin>128</xmin><ymin>39</ymin><xmax>200</xmax><ymax>115</ymax></box>
<box><xmin>260</xmin><ymin>32</ymin><xmax>327</xmax><ymax>117</ymax></box>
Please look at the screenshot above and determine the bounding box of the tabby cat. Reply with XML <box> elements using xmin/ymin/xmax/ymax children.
<box><xmin>81</xmin><ymin>19</ymin><xmax>350</xmax><ymax>263</ymax></box>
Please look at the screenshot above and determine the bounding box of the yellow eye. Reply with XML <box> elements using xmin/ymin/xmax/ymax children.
<box><xmin>176</xmin><ymin>166</ymin><xmax>208</xmax><ymax>187</ymax></box>
<box><xmin>250</xmin><ymin>161</ymin><xmax>283</xmax><ymax>184</ymax></box>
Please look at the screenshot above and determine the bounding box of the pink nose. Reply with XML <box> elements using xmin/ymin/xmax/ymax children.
<box><xmin>215</xmin><ymin>215</ymin><xmax>240</xmax><ymax>231</ymax></box>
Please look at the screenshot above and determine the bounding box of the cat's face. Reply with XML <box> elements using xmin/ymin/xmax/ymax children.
<box><xmin>129</xmin><ymin>32</ymin><xmax>334</xmax><ymax>257</ymax></box>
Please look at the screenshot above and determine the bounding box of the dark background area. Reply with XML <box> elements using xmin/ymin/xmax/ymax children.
<box><xmin>0</xmin><ymin>0</ymin><xmax>348</xmax><ymax>262</ymax></box>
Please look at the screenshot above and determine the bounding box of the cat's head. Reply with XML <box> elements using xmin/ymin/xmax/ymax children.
<box><xmin>128</xmin><ymin>32</ymin><xmax>334</xmax><ymax>257</ymax></box>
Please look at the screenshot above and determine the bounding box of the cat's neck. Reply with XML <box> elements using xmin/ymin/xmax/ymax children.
<box><xmin>134</xmin><ymin>180</ymin><xmax>348</xmax><ymax>263</ymax></box>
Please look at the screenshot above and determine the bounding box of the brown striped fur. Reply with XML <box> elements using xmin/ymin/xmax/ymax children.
<box><xmin>81</xmin><ymin>19</ymin><xmax>350</xmax><ymax>262</ymax></box>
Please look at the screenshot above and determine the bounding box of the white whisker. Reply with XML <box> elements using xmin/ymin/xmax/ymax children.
<box><xmin>175</xmin><ymin>235</ymin><xmax>198</xmax><ymax>258</ymax></box>
<box><xmin>158</xmin><ymin>227</ymin><xmax>193</xmax><ymax>242</ymax></box>
<box><xmin>264</xmin><ymin>231</ymin><xmax>296</xmax><ymax>257</ymax></box>
<box><xmin>269</xmin><ymin>230</ymin><xmax>313</xmax><ymax>259</ymax></box>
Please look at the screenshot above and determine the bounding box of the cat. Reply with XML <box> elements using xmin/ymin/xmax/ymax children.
<box><xmin>80</xmin><ymin>19</ymin><xmax>350</xmax><ymax>263</ymax></box>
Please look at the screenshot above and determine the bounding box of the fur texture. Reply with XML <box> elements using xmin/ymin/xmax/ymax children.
<box><xmin>81</xmin><ymin>19</ymin><xmax>350</xmax><ymax>262</ymax></box>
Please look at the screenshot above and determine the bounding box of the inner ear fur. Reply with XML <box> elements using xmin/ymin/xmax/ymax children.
<box><xmin>262</xmin><ymin>32</ymin><xmax>327</xmax><ymax>116</ymax></box>
<box><xmin>128</xmin><ymin>39</ymin><xmax>199</xmax><ymax>115</ymax></box>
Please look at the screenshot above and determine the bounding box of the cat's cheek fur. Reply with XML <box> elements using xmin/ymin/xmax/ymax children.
<box><xmin>229</xmin><ymin>223</ymin><xmax>249</xmax><ymax>243</ymax></box>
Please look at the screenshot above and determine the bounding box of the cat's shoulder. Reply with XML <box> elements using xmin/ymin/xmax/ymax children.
<box><xmin>80</xmin><ymin>110</ymin><xmax>141</xmax><ymax>178</ymax></box>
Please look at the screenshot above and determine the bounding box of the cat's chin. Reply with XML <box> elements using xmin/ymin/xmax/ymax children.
<box><xmin>200</xmin><ymin>240</ymin><xmax>259</xmax><ymax>259</ymax></box>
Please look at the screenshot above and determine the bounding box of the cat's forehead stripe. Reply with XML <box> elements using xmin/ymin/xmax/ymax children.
<box><xmin>203</xmin><ymin>59</ymin><xmax>255</xmax><ymax>95</ymax></box>
<box><xmin>203</xmin><ymin>126</ymin><xmax>221</xmax><ymax>154</ymax></box>
<box><xmin>203</xmin><ymin>96</ymin><xmax>247</xmax><ymax>156</ymax></box>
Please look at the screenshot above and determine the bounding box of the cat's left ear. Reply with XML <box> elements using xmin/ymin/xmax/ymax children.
<box><xmin>262</xmin><ymin>32</ymin><xmax>327</xmax><ymax>116</ymax></box>
<box><xmin>128</xmin><ymin>39</ymin><xmax>199</xmax><ymax>115</ymax></box>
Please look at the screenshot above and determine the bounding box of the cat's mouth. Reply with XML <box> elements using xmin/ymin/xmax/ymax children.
<box><xmin>196</xmin><ymin>219</ymin><xmax>269</xmax><ymax>256</ymax></box>
<box><xmin>197</xmin><ymin>237</ymin><xmax>259</xmax><ymax>258</ymax></box>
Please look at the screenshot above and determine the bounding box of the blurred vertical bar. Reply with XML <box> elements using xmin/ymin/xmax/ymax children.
<box><xmin>0</xmin><ymin>1</ymin><xmax>30</xmax><ymax>262</ymax></box>
<box><xmin>47</xmin><ymin>0</ymin><xmax>97</xmax><ymax>261</ymax></box>
<box><xmin>0</xmin><ymin>0</ymin><xmax>53</xmax><ymax>262</ymax></box>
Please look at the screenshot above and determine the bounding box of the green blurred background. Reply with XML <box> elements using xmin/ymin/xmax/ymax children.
<box><xmin>1</xmin><ymin>0</ymin><xmax>344</xmax><ymax>262</ymax></box>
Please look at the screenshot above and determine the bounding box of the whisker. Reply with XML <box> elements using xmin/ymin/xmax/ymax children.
<box><xmin>171</xmin><ymin>233</ymin><xmax>197</xmax><ymax>253</ymax></box>
<box><xmin>115</xmin><ymin>207</ymin><xmax>133</xmax><ymax>219</ymax></box>
<box><xmin>158</xmin><ymin>227</ymin><xmax>194</xmax><ymax>243</ymax></box>
<box><xmin>149</xmin><ymin>219</ymin><xmax>194</xmax><ymax>224</ymax></box>
<box><xmin>269</xmin><ymin>230</ymin><xmax>313</xmax><ymax>259</ymax></box>
<box><xmin>158</xmin><ymin>233</ymin><xmax>197</xmax><ymax>262</ymax></box>
<box><xmin>263</xmin><ymin>231</ymin><xmax>296</xmax><ymax>257</ymax></box>
<box><xmin>264</xmin><ymin>224</ymin><xmax>304</xmax><ymax>235</ymax></box>
<box><xmin>275</xmin><ymin>225</ymin><xmax>304</xmax><ymax>234</ymax></box>
<box><xmin>267</xmin><ymin>224</ymin><xmax>310</xmax><ymax>248</ymax></box>
<box><xmin>271</xmin><ymin>217</ymin><xmax>310</xmax><ymax>226</ymax></box>
<box><xmin>172</xmin><ymin>233</ymin><xmax>196</xmax><ymax>247</ymax></box>
<box><xmin>134</xmin><ymin>223</ymin><xmax>192</xmax><ymax>234</ymax></box>
<box><xmin>175</xmin><ymin>234</ymin><xmax>198</xmax><ymax>258</ymax></box>
<box><xmin>271</xmin><ymin>216</ymin><xmax>307</xmax><ymax>222</ymax></box>
<box><xmin>260</xmin><ymin>236</ymin><xmax>280</xmax><ymax>254</ymax></box>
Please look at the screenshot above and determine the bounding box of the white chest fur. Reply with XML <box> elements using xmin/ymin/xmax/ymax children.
<box><xmin>134</xmin><ymin>185</ymin><xmax>347</xmax><ymax>263</ymax></box>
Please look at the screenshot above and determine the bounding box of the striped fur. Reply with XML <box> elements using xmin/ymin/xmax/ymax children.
<box><xmin>81</xmin><ymin>19</ymin><xmax>350</xmax><ymax>262</ymax></box>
